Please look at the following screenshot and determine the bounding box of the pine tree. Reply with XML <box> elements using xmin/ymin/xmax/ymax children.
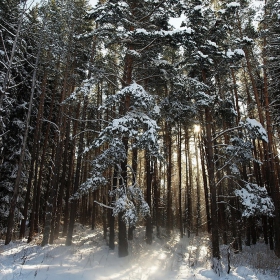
<box><xmin>0</xmin><ymin>0</ymin><xmax>39</xmax><ymax>237</ymax></box>
<box><xmin>178</xmin><ymin>0</ymin><xmax>261</xmax><ymax>271</ymax></box>
<box><xmin>40</xmin><ymin>0</ymin><xmax>94</xmax><ymax>246</ymax></box>
<box><xmin>79</xmin><ymin>0</ymin><xmax>191</xmax><ymax>256</ymax></box>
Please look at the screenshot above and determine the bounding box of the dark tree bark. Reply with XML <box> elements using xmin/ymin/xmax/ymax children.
<box><xmin>34</xmin><ymin>86</ymin><xmax>57</xmax><ymax>234</ymax></box>
<box><xmin>194</xmin><ymin>132</ymin><xmax>201</xmax><ymax>236</ymax></box>
<box><xmin>185</xmin><ymin>130</ymin><xmax>192</xmax><ymax>238</ymax></box>
<box><xmin>20</xmin><ymin>71</ymin><xmax>47</xmax><ymax>239</ymax></box>
<box><xmin>153</xmin><ymin>160</ymin><xmax>160</xmax><ymax>238</ymax></box>
<box><xmin>92</xmin><ymin>190</ymin><xmax>97</xmax><ymax>230</ymax></box>
<box><xmin>214</xmin><ymin>136</ymin><xmax>227</xmax><ymax>245</ymax></box>
<box><xmin>118</xmin><ymin>139</ymin><xmax>128</xmax><ymax>257</ymax></box>
<box><xmin>177</xmin><ymin>123</ymin><xmax>183</xmax><ymax>238</ymax></box>
<box><xmin>66</xmin><ymin>97</ymin><xmax>87</xmax><ymax>246</ymax></box>
<box><xmin>41</xmin><ymin>130</ymin><xmax>65</xmax><ymax>246</ymax></box>
<box><xmin>199</xmin><ymin>132</ymin><xmax>211</xmax><ymax>233</ymax></box>
<box><xmin>102</xmin><ymin>184</ymin><xmax>108</xmax><ymax>240</ymax></box>
<box><xmin>128</xmin><ymin>145</ymin><xmax>138</xmax><ymax>241</ymax></box>
<box><xmin>268</xmin><ymin>217</ymin><xmax>274</xmax><ymax>250</ymax></box>
<box><xmin>5</xmin><ymin>38</ymin><xmax>42</xmax><ymax>245</ymax></box>
<box><xmin>202</xmin><ymin>69</ymin><xmax>220</xmax><ymax>268</ymax></box>
<box><xmin>263</xmin><ymin>58</ymin><xmax>280</xmax><ymax>256</ymax></box>
<box><xmin>53</xmin><ymin>117</ymin><xmax>71</xmax><ymax>240</ymax></box>
<box><xmin>166</xmin><ymin>124</ymin><xmax>173</xmax><ymax>237</ymax></box>
<box><xmin>62</xmin><ymin>116</ymin><xmax>78</xmax><ymax>236</ymax></box>
<box><xmin>205</xmin><ymin>106</ymin><xmax>220</xmax><ymax>262</ymax></box>
<box><xmin>262</xmin><ymin>216</ymin><xmax>268</xmax><ymax>245</ymax></box>
<box><xmin>118</xmin><ymin>211</ymin><xmax>128</xmax><ymax>257</ymax></box>
<box><xmin>245</xmin><ymin>217</ymin><xmax>251</xmax><ymax>246</ymax></box>
<box><xmin>145</xmin><ymin>153</ymin><xmax>153</xmax><ymax>244</ymax></box>
<box><xmin>109</xmin><ymin>167</ymin><xmax>118</xmax><ymax>250</ymax></box>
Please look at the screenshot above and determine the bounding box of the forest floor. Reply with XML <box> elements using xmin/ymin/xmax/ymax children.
<box><xmin>1</xmin><ymin>225</ymin><xmax>280</xmax><ymax>280</ymax></box>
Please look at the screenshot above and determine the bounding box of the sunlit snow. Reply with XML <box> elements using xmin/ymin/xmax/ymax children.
<box><xmin>1</xmin><ymin>226</ymin><xmax>279</xmax><ymax>280</ymax></box>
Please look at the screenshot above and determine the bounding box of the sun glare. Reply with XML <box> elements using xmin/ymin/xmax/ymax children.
<box><xmin>194</xmin><ymin>125</ymin><xmax>201</xmax><ymax>133</ymax></box>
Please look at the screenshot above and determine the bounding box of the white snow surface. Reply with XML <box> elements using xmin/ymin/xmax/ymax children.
<box><xmin>244</xmin><ymin>118</ymin><xmax>268</xmax><ymax>142</ymax></box>
<box><xmin>135</xmin><ymin>27</ymin><xmax>192</xmax><ymax>37</ymax></box>
<box><xmin>235</xmin><ymin>183</ymin><xmax>275</xmax><ymax>217</ymax></box>
<box><xmin>1</xmin><ymin>226</ymin><xmax>279</xmax><ymax>280</ymax></box>
<box><xmin>226</xmin><ymin>2</ymin><xmax>240</xmax><ymax>8</ymax></box>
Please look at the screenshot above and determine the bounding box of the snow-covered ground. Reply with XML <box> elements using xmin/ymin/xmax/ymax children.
<box><xmin>1</xmin><ymin>225</ymin><xmax>279</xmax><ymax>280</ymax></box>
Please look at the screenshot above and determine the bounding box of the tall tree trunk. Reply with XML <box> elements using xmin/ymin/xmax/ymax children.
<box><xmin>153</xmin><ymin>160</ymin><xmax>160</xmax><ymax>238</ymax></box>
<box><xmin>41</xmin><ymin>132</ymin><xmax>64</xmax><ymax>246</ymax></box>
<box><xmin>19</xmin><ymin>71</ymin><xmax>48</xmax><ymax>239</ymax></box>
<box><xmin>145</xmin><ymin>153</ymin><xmax>153</xmax><ymax>244</ymax></box>
<box><xmin>237</xmin><ymin>19</ymin><xmax>279</xmax><ymax>251</ymax></box>
<box><xmin>53</xmin><ymin>117</ymin><xmax>71</xmax><ymax>240</ymax></box>
<box><xmin>199</xmin><ymin>132</ymin><xmax>211</xmax><ymax>233</ymax></box>
<box><xmin>41</xmin><ymin>79</ymin><xmax>70</xmax><ymax>246</ymax></box>
<box><xmin>230</xmin><ymin>68</ymin><xmax>241</xmax><ymax>123</ymax></box>
<box><xmin>66</xmin><ymin>97</ymin><xmax>87</xmax><ymax>246</ymax></box>
<box><xmin>102</xmin><ymin>183</ymin><xmax>108</xmax><ymax>240</ymax></box>
<box><xmin>185</xmin><ymin>130</ymin><xmax>192</xmax><ymax>238</ymax></box>
<box><xmin>116</xmin><ymin>17</ymin><xmax>135</xmax><ymax>254</ymax></box>
<box><xmin>109</xmin><ymin>167</ymin><xmax>118</xmax><ymax>250</ymax></box>
<box><xmin>202</xmin><ymin>70</ymin><xmax>220</xmax><ymax>270</ymax></box>
<box><xmin>0</xmin><ymin>1</ymin><xmax>27</xmax><ymax>109</ymax></box>
<box><xmin>118</xmin><ymin>140</ymin><xmax>128</xmax><ymax>257</ymax></box>
<box><xmin>62</xmin><ymin>116</ymin><xmax>78</xmax><ymax>236</ymax></box>
<box><xmin>128</xmin><ymin>145</ymin><xmax>138</xmax><ymax>240</ymax></box>
<box><xmin>178</xmin><ymin>123</ymin><xmax>183</xmax><ymax>238</ymax></box>
<box><xmin>205</xmin><ymin>106</ymin><xmax>220</xmax><ymax>263</ymax></box>
<box><xmin>92</xmin><ymin>191</ymin><xmax>97</xmax><ymax>230</ymax></box>
<box><xmin>118</xmin><ymin>211</ymin><xmax>128</xmax><ymax>257</ymax></box>
<box><xmin>262</xmin><ymin>24</ymin><xmax>280</xmax><ymax>255</ymax></box>
<box><xmin>215</xmin><ymin>148</ymin><xmax>227</xmax><ymax>244</ymax></box>
<box><xmin>34</xmin><ymin>86</ymin><xmax>57</xmax><ymax>234</ymax></box>
<box><xmin>166</xmin><ymin>124</ymin><xmax>173</xmax><ymax>236</ymax></box>
<box><xmin>5</xmin><ymin>35</ymin><xmax>42</xmax><ymax>244</ymax></box>
<box><xmin>49</xmin><ymin>114</ymin><xmax>67</xmax><ymax>244</ymax></box>
<box><xmin>194</xmin><ymin>132</ymin><xmax>201</xmax><ymax>236</ymax></box>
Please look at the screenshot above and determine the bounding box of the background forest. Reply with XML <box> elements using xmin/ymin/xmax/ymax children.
<box><xmin>1</xmin><ymin>0</ymin><xmax>280</xmax><ymax>273</ymax></box>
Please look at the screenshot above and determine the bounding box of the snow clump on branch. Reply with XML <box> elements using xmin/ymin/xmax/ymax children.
<box><xmin>235</xmin><ymin>183</ymin><xmax>275</xmax><ymax>217</ymax></box>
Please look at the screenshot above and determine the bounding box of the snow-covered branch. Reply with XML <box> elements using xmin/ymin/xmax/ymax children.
<box><xmin>212</xmin><ymin>126</ymin><xmax>242</xmax><ymax>142</ymax></box>
<box><xmin>94</xmin><ymin>200</ymin><xmax>114</xmax><ymax>210</ymax></box>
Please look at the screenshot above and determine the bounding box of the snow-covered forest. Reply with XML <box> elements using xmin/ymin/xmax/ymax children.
<box><xmin>1</xmin><ymin>0</ymin><xmax>280</xmax><ymax>277</ymax></box>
